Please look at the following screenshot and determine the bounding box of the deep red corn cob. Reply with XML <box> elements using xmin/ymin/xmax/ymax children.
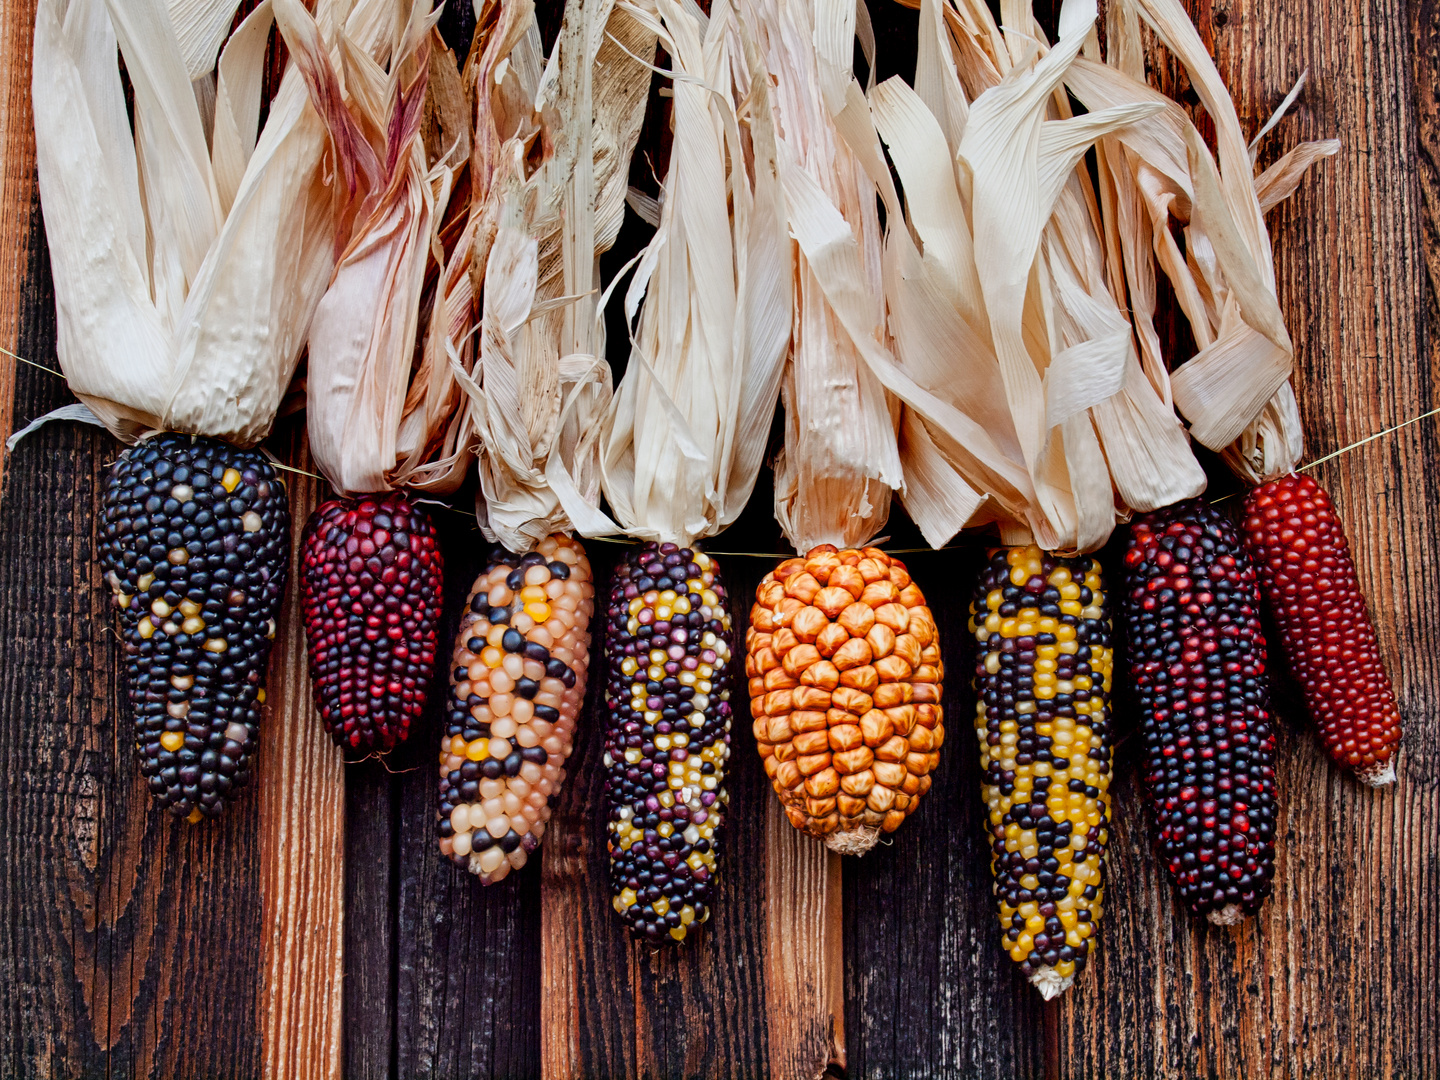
<box><xmin>1123</xmin><ymin>500</ymin><xmax>1278</xmax><ymax>924</ymax></box>
<box><xmin>438</xmin><ymin>536</ymin><xmax>594</xmax><ymax>883</ymax></box>
<box><xmin>603</xmin><ymin>543</ymin><xmax>734</xmax><ymax>944</ymax></box>
<box><xmin>301</xmin><ymin>492</ymin><xmax>443</xmax><ymax>754</ymax></box>
<box><xmin>101</xmin><ymin>434</ymin><xmax>291</xmax><ymax>819</ymax></box>
<box><xmin>1242</xmin><ymin>474</ymin><xmax>1402</xmax><ymax>784</ymax></box>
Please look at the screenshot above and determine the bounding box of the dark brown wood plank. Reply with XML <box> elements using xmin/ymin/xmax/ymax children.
<box><xmin>0</xmin><ymin>196</ymin><xmax>266</xmax><ymax>1080</ymax></box>
<box><xmin>385</xmin><ymin>512</ymin><xmax>543</xmax><ymax>1080</ymax></box>
<box><xmin>1055</xmin><ymin>1</ymin><xmax>1440</xmax><ymax>1077</ymax></box>
<box><xmin>842</xmin><ymin>544</ymin><xmax>1050</xmax><ymax>1080</ymax></box>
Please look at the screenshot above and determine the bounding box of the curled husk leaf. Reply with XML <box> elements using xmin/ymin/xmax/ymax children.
<box><xmin>598</xmin><ymin>0</ymin><xmax>791</xmax><ymax>549</ymax></box>
<box><xmin>741</xmin><ymin>0</ymin><xmax>903</xmax><ymax>552</ymax></box>
<box><xmin>450</xmin><ymin>0</ymin><xmax>657</xmax><ymax>551</ymax></box>
<box><xmin>32</xmin><ymin>0</ymin><xmax>352</xmax><ymax>446</ymax></box>
<box><xmin>1067</xmin><ymin>0</ymin><xmax>1337</xmax><ymax>482</ymax></box>
<box><xmin>282</xmin><ymin>0</ymin><xmax>472</xmax><ymax>496</ymax></box>
<box><xmin>858</xmin><ymin>0</ymin><xmax>1207</xmax><ymax>554</ymax></box>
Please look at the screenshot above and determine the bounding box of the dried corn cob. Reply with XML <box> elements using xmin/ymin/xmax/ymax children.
<box><xmin>438</xmin><ymin>536</ymin><xmax>594</xmax><ymax>883</ymax></box>
<box><xmin>1242</xmin><ymin>474</ymin><xmax>1402</xmax><ymax>784</ymax></box>
<box><xmin>301</xmin><ymin>492</ymin><xmax>443</xmax><ymax>755</ymax></box>
<box><xmin>970</xmin><ymin>546</ymin><xmax>1113</xmax><ymax>999</ymax></box>
<box><xmin>101</xmin><ymin>434</ymin><xmax>290</xmax><ymax>819</ymax></box>
<box><xmin>603</xmin><ymin>543</ymin><xmax>734</xmax><ymax>944</ymax></box>
<box><xmin>1123</xmin><ymin>500</ymin><xmax>1278</xmax><ymax>924</ymax></box>
<box><xmin>748</xmin><ymin>545</ymin><xmax>943</xmax><ymax>854</ymax></box>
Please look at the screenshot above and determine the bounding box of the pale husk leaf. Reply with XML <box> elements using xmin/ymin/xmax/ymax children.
<box><xmin>33</xmin><ymin>0</ymin><xmax>353</xmax><ymax>447</ymax></box>
<box><xmin>863</xmin><ymin>0</ymin><xmax>1204</xmax><ymax>553</ymax></box>
<box><xmin>599</xmin><ymin>0</ymin><xmax>790</xmax><ymax>548</ymax></box>
<box><xmin>461</xmin><ymin>0</ymin><xmax>657</xmax><ymax>550</ymax></box>
<box><xmin>745</xmin><ymin>0</ymin><xmax>904</xmax><ymax>552</ymax></box>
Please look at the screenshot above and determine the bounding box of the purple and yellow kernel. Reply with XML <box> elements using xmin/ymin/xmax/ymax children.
<box><xmin>603</xmin><ymin>543</ymin><xmax>733</xmax><ymax>944</ymax></box>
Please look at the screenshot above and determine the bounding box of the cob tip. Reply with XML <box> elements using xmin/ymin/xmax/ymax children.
<box><xmin>823</xmin><ymin>826</ymin><xmax>879</xmax><ymax>856</ymax></box>
<box><xmin>1356</xmin><ymin>758</ymin><xmax>1397</xmax><ymax>787</ymax></box>
<box><xmin>1207</xmin><ymin>904</ymin><xmax>1244</xmax><ymax>927</ymax></box>
<box><xmin>1030</xmin><ymin>967</ymin><xmax>1074</xmax><ymax>1001</ymax></box>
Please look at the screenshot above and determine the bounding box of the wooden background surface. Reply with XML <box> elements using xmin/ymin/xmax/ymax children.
<box><xmin>2</xmin><ymin>0</ymin><xmax>1437</xmax><ymax>1077</ymax></box>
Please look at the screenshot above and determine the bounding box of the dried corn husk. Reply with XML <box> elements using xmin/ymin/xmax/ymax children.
<box><xmin>739</xmin><ymin>0</ymin><xmax>903</xmax><ymax>552</ymax></box>
<box><xmin>451</xmin><ymin>0</ymin><xmax>658</xmax><ymax>550</ymax></box>
<box><xmin>1065</xmin><ymin>0</ymin><xmax>1336</xmax><ymax>483</ymax></box>
<box><xmin>32</xmin><ymin>0</ymin><xmax>351</xmax><ymax>446</ymax></box>
<box><xmin>279</xmin><ymin>0</ymin><xmax>470</xmax><ymax>497</ymax></box>
<box><xmin>856</xmin><ymin>0</ymin><xmax>1204</xmax><ymax>553</ymax></box>
<box><xmin>598</xmin><ymin>0</ymin><xmax>790</xmax><ymax>549</ymax></box>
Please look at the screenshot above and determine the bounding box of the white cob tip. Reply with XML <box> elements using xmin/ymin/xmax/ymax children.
<box><xmin>1355</xmin><ymin>759</ymin><xmax>1396</xmax><ymax>787</ymax></box>
<box><xmin>1029</xmin><ymin>967</ymin><xmax>1073</xmax><ymax>1000</ymax></box>
<box><xmin>824</xmin><ymin>827</ymin><xmax>880</xmax><ymax>856</ymax></box>
<box><xmin>1207</xmin><ymin>904</ymin><xmax>1244</xmax><ymax>927</ymax></box>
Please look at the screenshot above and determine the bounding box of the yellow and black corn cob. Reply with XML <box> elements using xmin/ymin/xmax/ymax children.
<box><xmin>970</xmin><ymin>545</ymin><xmax>1113</xmax><ymax>999</ymax></box>
<box><xmin>101</xmin><ymin>433</ymin><xmax>290</xmax><ymax>819</ymax></box>
<box><xmin>603</xmin><ymin>542</ymin><xmax>734</xmax><ymax>944</ymax></box>
<box><xmin>437</xmin><ymin>536</ymin><xmax>594</xmax><ymax>883</ymax></box>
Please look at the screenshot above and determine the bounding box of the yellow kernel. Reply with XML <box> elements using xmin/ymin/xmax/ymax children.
<box><xmin>525</xmin><ymin>602</ymin><xmax>551</xmax><ymax>623</ymax></box>
<box><xmin>160</xmin><ymin>731</ymin><xmax>184</xmax><ymax>752</ymax></box>
<box><xmin>257</xmin><ymin>688</ymin><xmax>266</xmax><ymax>704</ymax></box>
<box><xmin>187</xmin><ymin>808</ymin><xmax>203</xmax><ymax>824</ymax></box>
<box><xmin>203</xmin><ymin>638</ymin><xmax>227</xmax><ymax>653</ymax></box>
<box><xmin>222</xmin><ymin>468</ymin><xmax>241</xmax><ymax>492</ymax></box>
<box><xmin>466</xmin><ymin>740</ymin><xmax>488</xmax><ymax>761</ymax></box>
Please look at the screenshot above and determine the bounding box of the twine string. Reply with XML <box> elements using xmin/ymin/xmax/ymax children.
<box><xmin>6</xmin><ymin>345</ymin><xmax>1433</xmax><ymax>558</ymax></box>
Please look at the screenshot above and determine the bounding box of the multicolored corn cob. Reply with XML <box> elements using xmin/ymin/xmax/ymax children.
<box><xmin>1242</xmin><ymin>473</ymin><xmax>1402</xmax><ymax>784</ymax></box>
<box><xmin>603</xmin><ymin>543</ymin><xmax>734</xmax><ymax>944</ymax></box>
<box><xmin>1123</xmin><ymin>500</ymin><xmax>1278</xmax><ymax>924</ymax></box>
<box><xmin>748</xmin><ymin>545</ymin><xmax>943</xmax><ymax>854</ymax></box>
<box><xmin>301</xmin><ymin>492</ymin><xmax>442</xmax><ymax>755</ymax></box>
<box><xmin>970</xmin><ymin>546</ymin><xmax>1113</xmax><ymax>999</ymax></box>
<box><xmin>101</xmin><ymin>433</ymin><xmax>290</xmax><ymax>819</ymax></box>
<box><xmin>437</xmin><ymin>536</ymin><xmax>594</xmax><ymax>883</ymax></box>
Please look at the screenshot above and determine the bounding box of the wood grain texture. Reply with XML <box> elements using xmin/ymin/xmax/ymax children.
<box><xmin>1053</xmin><ymin>0</ymin><xmax>1440</xmax><ymax>1077</ymax></box>
<box><xmin>257</xmin><ymin>422</ymin><xmax>346</xmax><ymax>1080</ymax></box>
<box><xmin>0</xmin><ymin>0</ymin><xmax>37</xmax><ymax>489</ymax></box>
<box><xmin>540</xmin><ymin>507</ymin><xmax>852</xmax><ymax>1080</ymax></box>
<box><xmin>842</xmin><ymin>546</ymin><xmax>1049</xmax><ymax>1080</ymax></box>
<box><xmin>388</xmin><ymin>520</ymin><xmax>542</xmax><ymax>1080</ymax></box>
<box><xmin>0</xmin><ymin>206</ymin><xmax>266</xmax><ymax>1080</ymax></box>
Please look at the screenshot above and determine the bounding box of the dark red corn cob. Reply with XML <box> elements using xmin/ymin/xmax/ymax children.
<box><xmin>603</xmin><ymin>542</ymin><xmax>734</xmax><ymax>944</ymax></box>
<box><xmin>1123</xmin><ymin>500</ymin><xmax>1278</xmax><ymax>924</ymax></box>
<box><xmin>1242</xmin><ymin>474</ymin><xmax>1402</xmax><ymax>784</ymax></box>
<box><xmin>101</xmin><ymin>433</ymin><xmax>291</xmax><ymax>819</ymax></box>
<box><xmin>301</xmin><ymin>491</ymin><xmax>443</xmax><ymax>754</ymax></box>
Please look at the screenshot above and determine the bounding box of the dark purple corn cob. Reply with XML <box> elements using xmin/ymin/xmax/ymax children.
<box><xmin>300</xmin><ymin>491</ymin><xmax>443</xmax><ymax>755</ymax></box>
<box><xmin>603</xmin><ymin>542</ymin><xmax>734</xmax><ymax>944</ymax></box>
<box><xmin>100</xmin><ymin>433</ymin><xmax>291</xmax><ymax>820</ymax></box>
<box><xmin>1123</xmin><ymin>499</ymin><xmax>1278</xmax><ymax>924</ymax></box>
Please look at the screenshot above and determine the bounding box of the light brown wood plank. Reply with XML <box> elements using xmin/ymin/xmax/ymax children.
<box><xmin>1056</xmin><ymin>0</ymin><xmax>1440</xmax><ymax>1077</ymax></box>
<box><xmin>257</xmin><ymin>422</ymin><xmax>346</xmax><ymax>1080</ymax></box>
<box><xmin>763</xmin><ymin>807</ymin><xmax>844</xmax><ymax>1080</ymax></box>
<box><xmin>0</xmin><ymin>0</ymin><xmax>38</xmax><ymax>490</ymax></box>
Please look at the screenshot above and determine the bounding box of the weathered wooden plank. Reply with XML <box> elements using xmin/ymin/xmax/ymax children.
<box><xmin>387</xmin><ymin>515</ymin><xmax>543</xmax><ymax>1080</ymax></box>
<box><xmin>1055</xmin><ymin>1</ymin><xmax>1440</xmax><ymax>1077</ymax></box>
<box><xmin>843</xmin><ymin>544</ymin><xmax>1050</xmax><ymax>1080</ymax></box>
<box><xmin>541</xmin><ymin>538</ymin><xmax>781</xmax><ymax>1080</ymax></box>
<box><xmin>257</xmin><ymin>422</ymin><xmax>346</xmax><ymax>1080</ymax></box>
<box><xmin>0</xmin><ymin>0</ymin><xmax>37</xmax><ymax>487</ymax></box>
<box><xmin>0</xmin><ymin>218</ymin><xmax>267</xmax><ymax>1080</ymax></box>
